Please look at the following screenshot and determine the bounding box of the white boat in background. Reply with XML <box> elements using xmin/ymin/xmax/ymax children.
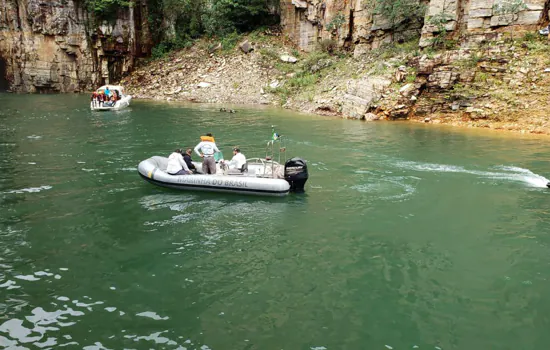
<box><xmin>90</xmin><ymin>85</ymin><xmax>132</xmax><ymax>111</ymax></box>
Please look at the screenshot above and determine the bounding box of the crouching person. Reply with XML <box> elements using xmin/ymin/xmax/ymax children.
<box><xmin>167</xmin><ymin>149</ymin><xmax>192</xmax><ymax>175</ymax></box>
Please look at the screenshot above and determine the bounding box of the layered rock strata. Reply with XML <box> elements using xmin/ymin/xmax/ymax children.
<box><xmin>0</xmin><ymin>0</ymin><xmax>152</xmax><ymax>92</ymax></box>
<box><xmin>281</xmin><ymin>0</ymin><xmax>548</xmax><ymax>52</ymax></box>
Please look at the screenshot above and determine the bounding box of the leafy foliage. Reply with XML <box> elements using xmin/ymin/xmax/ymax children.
<box><xmin>203</xmin><ymin>0</ymin><xmax>279</xmax><ymax>36</ymax></box>
<box><xmin>219</xmin><ymin>31</ymin><xmax>241</xmax><ymax>51</ymax></box>
<box><xmin>367</xmin><ymin>0</ymin><xmax>426</xmax><ymax>30</ymax></box>
<box><xmin>325</xmin><ymin>12</ymin><xmax>346</xmax><ymax>36</ymax></box>
<box><xmin>428</xmin><ymin>11</ymin><xmax>456</xmax><ymax>49</ymax></box>
<box><xmin>86</xmin><ymin>0</ymin><xmax>132</xmax><ymax>19</ymax></box>
<box><xmin>317</xmin><ymin>39</ymin><xmax>337</xmax><ymax>53</ymax></box>
<box><xmin>145</xmin><ymin>0</ymin><xmax>279</xmax><ymax>56</ymax></box>
<box><xmin>150</xmin><ymin>37</ymin><xmax>194</xmax><ymax>60</ymax></box>
<box><xmin>492</xmin><ymin>0</ymin><xmax>527</xmax><ymax>18</ymax></box>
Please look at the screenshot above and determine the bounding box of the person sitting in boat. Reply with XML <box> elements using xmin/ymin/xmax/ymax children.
<box><xmin>104</xmin><ymin>95</ymin><xmax>115</xmax><ymax>107</ymax></box>
<box><xmin>105</xmin><ymin>86</ymin><xmax>111</xmax><ymax>97</ymax></box>
<box><xmin>184</xmin><ymin>148</ymin><xmax>197</xmax><ymax>173</ymax></box>
<box><xmin>194</xmin><ymin>133</ymin><xmax>220</xmax><ymax>175</ymax></box>
<box><xmin>91</xmin><ymin>92</ymin><xmax>98</xmax><ymax>107</ymax></box>
<box><xmin>221</xmin><ymin>147</ymin><xmax>247</xmax><ymax>172</ymax></box>
<box><xmin>166</xmin><ymin>149</ymin><xmax>192</xmax><ymax>175</ymax></box>
<box><xmin>98</xmin><ymin>91</ymin><xmax>106</xmax><ymax>106</ymax></box>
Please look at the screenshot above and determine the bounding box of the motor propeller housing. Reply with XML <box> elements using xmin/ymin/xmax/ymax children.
<box><xmin>284</xmin><ymin>158</ymin><xmax>308</xmax><ymax>192</ymax></box>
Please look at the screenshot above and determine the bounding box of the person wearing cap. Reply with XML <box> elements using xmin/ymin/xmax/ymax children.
<box><xmin>166</xmin><ymin>149</ymin><xmax>192</xmax><ymax>175</ymax></box>
<box><xmin>222</xmin><ymin>147</ymin><xmax>247</xmax><ymax>172</ymax></box>
<box><xmin>193</xmin><ymin>133</ymin><xmax>220</xmax><ymax>174</ymax></box>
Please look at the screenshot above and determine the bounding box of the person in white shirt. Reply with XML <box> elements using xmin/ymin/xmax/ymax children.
<box><xmin>193</xmin><ymin>133</ymin><xmax>220</xmax><ymax>174</ymax></box>
<box><xmin>166</xmin><ymin>149</ymin><xmax>191</xmax><ymax>175</ymax></box>
<box><xmin>222</xmin><ymin>147</ymin><xmax>247</xmax><ymax>172</ymax></box>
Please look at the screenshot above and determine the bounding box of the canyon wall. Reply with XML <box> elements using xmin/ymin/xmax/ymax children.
<box><xmin>0</xmin><ymin>0</ymin><xmax>152</xmax><ymax>92</ymax></box>
<box><xmin>280</xmin><ymin>0</ymin><xmax>549</xmax><ymax>52</ymax></box>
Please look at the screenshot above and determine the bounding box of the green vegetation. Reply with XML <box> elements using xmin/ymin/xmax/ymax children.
<box><xmin>269</xmin><ymin>72</ymin><xmax>320</xmax><ymax>106</ymax></box>
<box><xmin>325</xmin><ymin>12</ymin><xmax>346</xmax><ymax>38</ymax></box>
<box><xmin>147</xmin><ymin>0</ymin><xmax>280</xmax><ymax>58</ymax></box>
<box><xmin>428</xmin><ymin>11</ymin><xmax>457</xmax><ymax>49</ymax></box>
<box><xmin>301</xmin><ymin>51</ymin><xmax>331</xmax><ymax>72</ymax></box>
<box><xmin>355</xmin><ymin>38</ymin><xmax>419</xmax><ymax>75</ymax></box>
<box><xmin>366</xmin><ymin>0</ymin><xmax>426</xmax><ymax>31</ymax></box>
<box><xmin>474</xmin><ymin>72</ymin><xmax>489</xmax><ymax>83</ymax></box>
<box><xmin>317</xmin><ymin>39</ymin><xmax>338</xmax><ymax>54</ymax></box>
<box><xmin>202</xmin><ymin>0</ymin><xmax>279</xmax><ymax>36</ymax></box>
<box><xmin>258</xmin><ymin>47</ymin><xmax>279</xmax><ymax>61</ymax></box>
<box><xmin>219</xmin><ymin>31</ymin><xmax>241</xmax><ymax>51</ymax></box>
<box><xmin>454</xmin><ymin>53</ymin><xmax>482</xmax><ymax>69</ymax></box>
<box><xmin>376</xmin><ymin>39</ymin><xmax>418</xmax><ymax>60</ymax></box>
<box><xmin>450</xmin><ymin>83</ymin><xmax>479</xmax><ymax>99</ymax></box>
<box><xmin>86</xmin><ymin>0</ymin><xmax>132</xmax><ymax>18</ymax></box>
<box><xmin>492</xmin><ymin>0</ymin><xmax>527</xmax><ymax>42</ymax></box>
<box><xmin>405</xmin><ymin>73</ymin><xmax>417</xmax><ymax>83</ymax></box>
<box><xmin>264</xmin><ymin>50</ymin><xmax>334</xmax><ymax>105</ymax></box>
<box><xmin>520</xmin><ymin>32</ymin><xmax>550</xmax><ymax>54</ymax></box>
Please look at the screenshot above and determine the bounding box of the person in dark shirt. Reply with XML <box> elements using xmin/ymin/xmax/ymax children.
<box><xmin>184</xmin><ymin>148</ymin><xmax>197</xmax><ymax>173</ymax></box>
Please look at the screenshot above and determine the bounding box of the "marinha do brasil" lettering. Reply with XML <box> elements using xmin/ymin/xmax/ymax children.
<box><xmin>176</xmin><ymin>176</ymin><xmax>249</xmax><ymax>188</ymax></box>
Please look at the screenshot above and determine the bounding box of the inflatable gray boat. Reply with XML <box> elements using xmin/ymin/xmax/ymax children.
<box><xmin>138</xmin><ymin>156</ymin><xmax>308</xmax><ymax>196</ymax></box>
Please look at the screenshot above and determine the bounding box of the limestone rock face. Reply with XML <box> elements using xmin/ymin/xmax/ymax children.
<box><xmin>280</xmin><ymin>0</ymin><xmax>547</xmax><ymax>52</ymax></box>
<box><xmin>341</xmin><ymin>77</ymin><xmax>391</xmax><ymax>119</ymax></box>
<box><xmin>0</xmin><ymin>0</ymin><xmax>152</xmax><ymax>92</ymax></box>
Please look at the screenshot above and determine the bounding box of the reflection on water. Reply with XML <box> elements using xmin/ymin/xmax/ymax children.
<box><xmin>2</xmin><ymin>94</ymin><xmax>550</xmax><ymax>349</ymax></box>
<box><xmin>0</xmin><ymin>296</ymin><xmax>205</xmax><ymax>348</ymax></box>
<box><xmin>0</xmin><ymin>257</ymin><xmax>213</xmax><ymax>349</ymax></box>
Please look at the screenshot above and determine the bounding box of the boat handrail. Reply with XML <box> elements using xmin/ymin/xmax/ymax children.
<box><xmin>246</xmin><ymin>157</ymin><xmax>281</xmax><ymax>165</ymax></box>
<box><xmin>246</xmin><ymin>157</ymin><xmax>283</xmax><ymax>179</ymax></box>
<box><xmin>264</xmin><ymin>135</ymin><xmax>287</xmax><ymax>177</ymax></box>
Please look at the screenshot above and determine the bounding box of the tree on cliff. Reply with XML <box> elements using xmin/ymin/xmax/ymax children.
<box><xmin>148</xmin><ymin>0</ymin><xmax>279</xmax><ymax>55</ymax></box>
<box><xmin>202</xmin><ymin>0</ymin><xmax>279</xmax><ymax>36</ymax></box>
<box><xmin>86</xmin><ymin>0</ymin><xmax>132</xmax><ymax>18</ymax></box>
<box><xmin>366</xmin><ymin>0</ymin><xmax>426</xmax><ymax>32</ymax></box>
<box><xmin>161</xmin><ymin>0</ymin><xmax>206</xmax><ymax>40</ymax></box>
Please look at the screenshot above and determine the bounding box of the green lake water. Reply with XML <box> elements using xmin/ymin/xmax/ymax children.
<box><xmin>1</xmin><ymin>93</ymin><xmax>550</xmax><ymax>349</ymax></box>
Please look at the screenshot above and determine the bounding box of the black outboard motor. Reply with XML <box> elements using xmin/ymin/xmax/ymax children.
<box><xmin>284</xmin><ymin>157</ymin><xmax>308</xmax><ymax>192</ymax></box>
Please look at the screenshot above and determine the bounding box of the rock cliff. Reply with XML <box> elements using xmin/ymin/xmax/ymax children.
<box><xmin>281</xmin><ymin>0</ymin><xmax>548</xmax><ymax>52</ymax></box>
<box><xmin>120</xmin><ymin>22</ymin><xmax>550</xmax><ymax>134</ymax></box>
<box><xmin>278</xmin><ymin>0</ymin><xmax>549</xmax><ymax>129</ymax></box>
<box><xmin>0</xmin><ymin>0</ymin><xmax>152</xmax><ymax>92</ymax></box>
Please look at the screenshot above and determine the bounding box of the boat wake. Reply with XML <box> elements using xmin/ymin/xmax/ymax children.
<box><xmin>351</xmin><ymin>176</ymin><xmax>417</xmax><ymax>201</ymax></box>
<box><xmin>4</xmin><ymin>185</ymin><xmax>53</xmax><ymax>194</ymax></box>
<box><xmin>393</xmin><ymin>161</ymin><xmax>549</xmax><ymax>188</ymax></box>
